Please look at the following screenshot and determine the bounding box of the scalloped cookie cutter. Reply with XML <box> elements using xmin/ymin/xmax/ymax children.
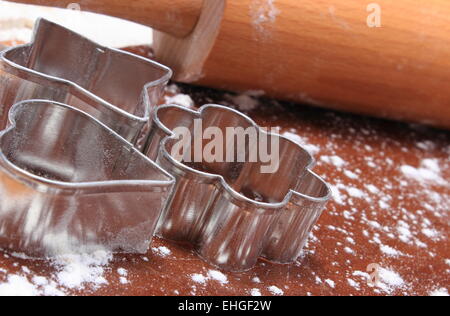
<box><xmin>0</xmin><ymin>100</ymin><xmax>175</xmax><ymax>258</ymax></box>
<box><xmin>0</xmin><ymin>18</ymin><xmax>172</xmax><ymax>146</ymax></box>
<box><xmin>145</xmin><ymin>104</ymin><xmax>331</xmax><ymax>272</ymax></box>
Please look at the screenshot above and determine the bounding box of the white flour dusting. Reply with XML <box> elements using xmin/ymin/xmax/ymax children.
<box><xmin>191</xmin><ymin>274</ymin><xmax>208</xmax><ymax>285</ymax></box>
<box><xmin>152</xmin><ymin>246</ymin><xmax>172</xmax><ymax>258</ymax></box>
<box><xmin>165</xmin><ymin>94</ymin><xmax>194</xmax><ymax>108</ymax></box>
<box><xmin>53</xmin><ymin>251</ymin><xmax>112</xmax><ymax>290</ymax></box>
<box><xmin>250</xmin><ymin>0</ymin><xmax>280</xmax><ymax>33</ymax></box>
<box><xmin>421</xmin><ymin>228</ymin><xmax>439</xmax><ymax>240</ymax></box>
<box><xmin>164</xmin><ymin>84</ymin><xmax>195</xmax><ymax>108</ymax></box>
<box><xmin>267</xmin><ymin>285</ymin><xmax>284</xmax><ymax>296</ymax></box>
<box><xmin>0</xmin><ymin>250</ymin><xmax>113</xmax><ymax>296</ymax></box>
<box><xmin>119</xmin><ymin>277</ymin><xmax>128</xmax><ymax>285</ymax></box>
<box><xmin>377</xmin><ymin>268</ymin><xmax>405</xmax><ymax>294</ymax></box>
<box><xmin>344</xmin><ymin>170</ymin><xmax>359</xmax><ymax>180</ymax></box>
<box><xmin>347</xmin><ymin>278</ymin><xmax>360</xmax><ymax>289</ymax></box>
<box><xmin>0</xmin><ymin>274</ymin><xmax>38</xmax><ymax>296</ymax></box>
<box><xmin>283</xmin><ymin>131</ymin><xmax>320</xmax><ymax>155</ymax></box>
<box><xmin>252</xmin><ymin>277</ymin><xmax>262</xmax><ymax>283</ymax></box>
<box><xmin>117</xmin><ymin>268</ymin><xmax>129</xmax><ymax>284</ymax></box>
<box><xmin>117</xmin><ymin>268</ymin><xmax>127</xmax><ymax>277</ymax></box>
<box><xmin>325</xmin><ymin>279</ymin><xmax>335</xmax><ymax>289</ymax></box>
<box><xmin>190</xmin><ymin>271</ymin><xmax>229</xmax><ymax>286</ymax></box>
<box><xmin>366</xmin><ymin>184</ymin><xmax>380</xmax><ymax>194</ymax></box>
<box><xmin>330</xmin><ymin>185</ymin><xmax>345</xmax><ymax>205</ymax></box>
<box><xmin>397</xmin><ymin>221</ymin><xmax>413</xmax><ymax>244</ymax></box>
<box><xmin>429</xmin><ymin>288</ymin><xmax>449</xmax><ymax>296</ymax></box>
<box><xmin>353</xmin><ymin>271</ymin><xmax>370</xmax><ymax>280</ymax></box>
<box><xmin>0</xmin><ymin>271</ymin><xmax>64</xmax><ymax>296</ymax></box>
<box><xmin>226</xmin><ymin>93</ymin><xmax>260</xmax><ymax>112</ymax></box>
<box><xmin>321</xmin><ymin>155</ymin><xmax>346</xmax><ymax>168</ymax></box>
<box><xmin>21</xmin><ymin>266</ymin><xmax>30</xmax><ymax>274</ymax></box>
<box><xmin>208</xmin><ymin>270</ymin><xmax>229</xmax><ymax>285</ymax></box>
<box><xmin>346</xmin><ymin>187</ymin><xmax>365</xmax><ymax>199</ymax></box>
<box><xmin>380</xmin><ymin>245</ymin><xmax>402</xmax><ymax>257</ymax></box>
<box><xmin>346</xmin><ymin>237</ymin><xmax>355</xmax><ymax>245</ymax></box>
<box><xmin>32</xmin><ymin>276</ymin><xmax>64</xmax><ymax>296</ymax></box>
<box><xmin>400</xmin><ymin>159</ymin><xmax>446</xmax><ymax>185</ymax></box>
<box><xmin>344</xmin><ymin>247</ymin><xmax>354</xmax><ymax>255</ymax></box>
<box><xmin>251</xmin><ymin>288</ymin><xmax>262</xmax><ymax>296</ymax></box>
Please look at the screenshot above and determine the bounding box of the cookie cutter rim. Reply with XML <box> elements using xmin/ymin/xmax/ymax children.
<box><xmin>0</xmin><ymin>18</ymin><xmax>172</xmax><ymax>142</ymax></box>
<box><xmin>150</xmin><ymin>104</ymin><xmax>332</xmax><ymax>209</ymax></box>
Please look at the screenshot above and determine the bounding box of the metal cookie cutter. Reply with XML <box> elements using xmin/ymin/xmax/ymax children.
<box><xmin>145</xmin><ymin>104</ymin><xmax>331</xmax><ymax>272</ymax></box>
<box><xmin>0</xmin><ymin>100</ymin><xmax>175</xmax><ymax>258</ymax></box>
<box><xmin>0</xmin><ymin>18</ymin><xmax>172</xmax><ymax>146</ymax></box>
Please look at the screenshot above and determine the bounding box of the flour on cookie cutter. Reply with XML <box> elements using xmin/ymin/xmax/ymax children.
<box><xmin>0</xmin><ymin>100</ymin><xmax>175</xmax><ymax>258</ymax></box>
<box><xmin>145</xmin><ymin>104</ymin><xmax>332</xmax><ymax>272</ymax></box>
<box><xmin>0</xmin><ymin>18</ymin><xmax>172</xmax><ymax>146</ymax></box>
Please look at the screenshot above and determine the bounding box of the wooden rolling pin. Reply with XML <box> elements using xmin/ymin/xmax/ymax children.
<box><xmin>7</xmin><ymin>0</ymin><xmax>450</xmax><ymax>129</ymax></box>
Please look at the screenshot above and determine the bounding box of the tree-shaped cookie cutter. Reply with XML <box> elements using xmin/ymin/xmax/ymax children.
<box><xmin>0</xmin><ymin>100</ymin><xmax>175</xmax><ymax>258</ymax></box>
<box><xmin>0</xmin><ymin>18</ymin><xmax>172</xmax><ymax>146</ymax></box>
<box><xmin>146</xmin><ymin>104</ymin><xmax>332</xmax><ymax>272</ymax></box>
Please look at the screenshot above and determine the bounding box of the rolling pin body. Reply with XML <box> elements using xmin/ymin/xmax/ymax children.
<box><xmin>7</xmin><ymin>0</ymin><xmax>450</xmax><ymax>129</ymax></box>
<box><xmin>190</xmin><ymin>0</ymin><xmax>450</xmax><ymax>128</ymax></box>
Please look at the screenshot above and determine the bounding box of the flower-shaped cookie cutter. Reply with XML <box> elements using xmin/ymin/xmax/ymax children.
<box><xmin>0</xmin><ymin>18</ymin><xmax>172</xmax><ymax>146</ymax></box>
<box><xmin>0</xmin><ymin>100</ymin><xmax>175</xmax><ymax>258</ymax></box>
<box><xmin>145</xmin><ymin>104</ymin><xmax>332</xmax><ymax>272</ymax></box>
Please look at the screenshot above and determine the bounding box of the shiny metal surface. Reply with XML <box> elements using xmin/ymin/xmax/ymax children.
<box><xmin>0</xmin><ymin>100</ymin><xmax>175</xmax><ymax>258</ymax></box>
<box><xmin>0</xmin><ymin>19</ymin><xmax>329</xmax><ymax>270</ymax></box>
<box><xmin>146</xmin><ymin>104</ymin><xmax>331</xmax><ymax>272</ymax></box>
<box><xmin>0</xmin><ymin>18</ymin><xmax>172</xmax><ymax>146</ymax></box>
